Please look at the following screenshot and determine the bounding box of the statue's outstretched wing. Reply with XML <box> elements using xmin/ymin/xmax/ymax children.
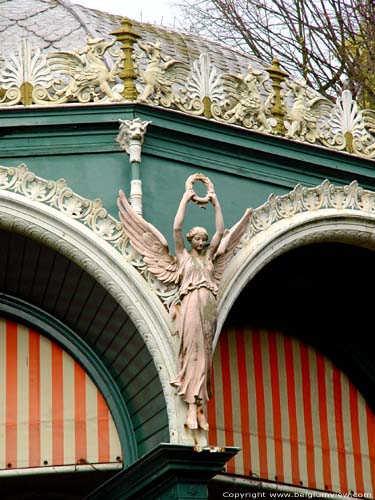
<box><xmin>118</xmin><ymin>190</ymin><xmax>179</xmax><ymax>285</ymax></box>
<box><xmin>309</xmin><ymin>95</ymin><xmax>334</xmax><ymax>121</ymax></box>
<box><xmin>47</xmin><ymin>51</ymin><xmax>85</xmax><ymax>77</ymax></box>
<box><xmin>164</xmin><ymin>60</ymin><xmax>190</xmax><ymax>85</ymax></box>
<box><xmin>213</xmin><ymin>208</ymin><xmax>252</xmax><ymax>285</ymax></box>
<box><xmin>363</xmin><ymin>109</ymin><xmax>375</xmax><ymax>136</ymax></box>
<box><xmin>221</xmin><ymin>73</ymin><xmax>246</xmax><ymax>100</ymax></box>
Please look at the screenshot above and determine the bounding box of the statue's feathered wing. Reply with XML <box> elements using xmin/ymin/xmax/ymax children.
<box><xmin>213</xmin><ymin>208</ymin><xmax>252</xmax><ymax>285</ymax></box>
<box><xmin>363</xmin><ymin>109</ymin><xmax>375</xmax><ymax>136</ymax></box>
<box><xmin>118</xmin><ymin>190</ymin><xmax>179</xmax><ymax>285</ymax></box>
<box><xmin>47</xmin><ymin>51</ymin><xmax>86</xmax><ymax>76</ymax></box>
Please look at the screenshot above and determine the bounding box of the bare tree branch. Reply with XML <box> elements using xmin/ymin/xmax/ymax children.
<box><xmin>175</xmin><ymin>0</ymin><xmax>375</xmax><ymax>107</ymax></box>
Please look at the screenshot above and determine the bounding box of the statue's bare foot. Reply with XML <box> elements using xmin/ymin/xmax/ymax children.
<box><xmin>197</xmin><ymin>407</ymin><xmax>209</xmax><ymax>431</ymax></box>
<box><xmin>185</xmin><ymin>403</ymin><xmax>198</xmax><ymax>429</ymax></box>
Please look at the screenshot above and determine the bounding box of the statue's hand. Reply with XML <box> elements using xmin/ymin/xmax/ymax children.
<box><xmin>208</xmin><ymin>191</ymin><xmax>218</xmax><ymax>206</ymax></box>
<box><xmin>183</xmin><ymin>189</ymin><xmax>195</xmax><ymax>202</ymax></box>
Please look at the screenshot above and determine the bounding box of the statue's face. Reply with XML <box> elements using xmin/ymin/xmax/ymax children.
<box><xmin>190</xmin><ymin>232</ymin><xmax>208</xmax><ymax>252</ymax></box>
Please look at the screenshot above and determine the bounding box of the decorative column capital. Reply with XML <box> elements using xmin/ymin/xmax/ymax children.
<box><xmin>116</xmin><ymin>118</ymin><xmax>151</xmax><ymax>163</ymax></box>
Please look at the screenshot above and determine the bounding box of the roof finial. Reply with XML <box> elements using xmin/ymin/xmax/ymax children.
<box><xmin>111</xmin><ymin>18</ymin><xmax>140</xmax><ymax>101</ymax></box>
<box><xmin>265</xmin><ymin>58</ymin><xmax>288</xmax><ymax>136</ymax></box>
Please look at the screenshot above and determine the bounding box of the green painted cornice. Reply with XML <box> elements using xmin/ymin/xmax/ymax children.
<box><xmin>0</xmin><ymin>103</ymin><xmax>373</xmax><ymax>190</ymax></box>
<box><xmin>85</xmin><ymin>443</ymin><xmax>239</xmax><ymax>500</ymax></box>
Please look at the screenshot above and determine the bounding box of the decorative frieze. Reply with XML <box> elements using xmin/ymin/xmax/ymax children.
<box><xmin>0</xmin><ymin>37</ymin><xmax>124</xmax><ymax>105</ymax></box>
<box><xmin>1</xmin><ymin>34</ymin><xmax>375</xmax><ymax>160</ymax></box>
<box><xmin>237</xmin><ymin>179</ymin><xmax>375</xmax><ymax>250</ymax></box>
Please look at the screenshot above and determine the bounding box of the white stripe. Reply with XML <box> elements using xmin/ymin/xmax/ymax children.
<box><xmin>40</xmin><ymin>336</ymin><xmax>52</xmax><ymax>467</ymax></box>
<box><xmin>358</xmin><ymin>395</ymin><xmax>372</xmax><ymax>491</ymax></box>
<box><xmin>62</xmin><ymin>352</ymin><xmax>75</xmax><ymax>465</ymax></box>
<box><xmin>309</xmin><ymin>347</ymin><xmax>324</xmax><ymax>490</ymax></box>
<box><xmin>212</xmin><ymin>341</ymin><xmax>226</xmax><ymax>448</ymax></box>
<box><xmin>276</xmin><ymin>333</ymin><xmax>292</xmax><ymax>484</ymax></box>
<box><xmin>325</xmin><ymin>360</ymin><xmax>339</xmax><ymax>491</ymax></box>
<box><xmin>17</xmin><ymin>324</ymin><xmax>29</xmax><ymax>468</ymax></box>
<box><xmin>341</xmin><ymin>373</ymin><xmax>354</xmax><ymax>491</ymax></box>
<box><xmin>108</xmin><ymin>412</ymin><xmax>121</xmax><ymax>462</ymax></box>
<box><xmin>0</xmin><ymin>320</ymin><xmax>7</xmax><ymax>470</ymax></box>
<box><xmin>227</xmin><ymin>328</ymin><xmax>243</xmax><ymax>474</ymax></box>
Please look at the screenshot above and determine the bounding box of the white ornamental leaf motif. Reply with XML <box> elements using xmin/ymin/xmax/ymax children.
<box><xmin>330</xmin><ymin>89</ymin><xmax>364</xmax><ymax>137</ymax></box>
<box><xmin>27</xmin><ymin>181</ymin><xmax>47</xmax><ymax>200</ymax></box>
<box><xmin>63</xmin><ymin>197</ymin><xmax>83</xmax><ymax>216</ymax></box>
<box><xmin>0</xmin><ymin>171</ymin><xmax>9</xmax><ymax>186</ymax></box>
<box><xmin>96</xmin><ymin>218</ymin><xmax>115</xmax><ymax>237</ymax></box>
<box><xmin>0</xmin><ymin>39</ymin><xmax>54</xmax><ymax>89</ymax></box>
<box><xmin>186</xmin><ymin>53</ymin><xmax>225</xmax><ymax>102</ymax></box>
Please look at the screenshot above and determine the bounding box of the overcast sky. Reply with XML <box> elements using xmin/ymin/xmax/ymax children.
<box><xmin>73</xmin><ymin>0</ymin><xmax>182</xmax><ymax>26</ymax></box>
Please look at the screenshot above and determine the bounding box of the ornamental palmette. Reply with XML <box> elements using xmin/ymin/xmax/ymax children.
<box><xmin>182</xmin><ymin>53</ymin><xmax>225</xmax><ymax>118</ymax></box>
<box><xmin>320</xmin><ymin>89</ymin><xmax>374</xmax><ymax>156</ymax></box>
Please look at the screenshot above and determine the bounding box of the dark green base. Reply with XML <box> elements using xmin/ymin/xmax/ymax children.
<box><xmin>85</xmin><ymin>444</ymin><xmax>239</xmax><ymax>500</ymax></box>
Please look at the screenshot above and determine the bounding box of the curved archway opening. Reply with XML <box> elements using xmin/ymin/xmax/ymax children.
<box><xmin>208</xmin><ymin>242</ymin><xmax>375</xmax><ymax>496</ymax></box>
<box><xmin>225</xmin><ymin>242</ymin><xmax>375</xmax><ymax>410</ymax></box>
<box><xmin>0</xmin><ymin>227</ymin><xmax>170</xmax><ymax>465</ymax></box>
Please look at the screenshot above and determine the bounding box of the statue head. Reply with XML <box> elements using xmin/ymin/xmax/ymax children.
<box><xmin>186</xmin><ymin>227</ymin><xmax>209</xmax><ymax>252</ymax></box>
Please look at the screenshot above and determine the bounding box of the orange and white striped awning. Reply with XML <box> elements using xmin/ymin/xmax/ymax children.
<box><xmin>208</xmin><ymin>328</ymin><xmax>375</xmax><ymax>496</ymax></box>
<box><xmin>0</xmin><ymin>318</ymin><xmax>122</xmax><ymax>471</ymax></box>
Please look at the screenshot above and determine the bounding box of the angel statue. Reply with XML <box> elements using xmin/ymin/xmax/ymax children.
<box><xmin>118</xmin><ymin>173</ymin><xmax>251</xmax><ymax>431</ymax></box>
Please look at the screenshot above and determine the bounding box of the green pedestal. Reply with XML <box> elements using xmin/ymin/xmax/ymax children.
<box><xmin>85</xmin><ymin>444</ymin><xmax>239</xmax><ymax>500</ymax></box>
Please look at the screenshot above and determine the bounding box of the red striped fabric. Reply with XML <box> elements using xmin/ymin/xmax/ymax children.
<box><xmin>208</xmin><ymin>328</ymin><xmax>375</xmax><ymax>496</ymax></box>
<box><xmin>0</xmin><ymin>318</ymin><xmax>122</xmax><ymax>470</ymax></box>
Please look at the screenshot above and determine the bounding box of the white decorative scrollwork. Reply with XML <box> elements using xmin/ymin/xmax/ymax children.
<box><xmin>238</xmin><ymin>179</ymin><xmax>375</xmax><ymax>250</ymax></box>
<box><xmin>0</xmin><ymin>164</ymin><xmax>179</xmax><ymax>309</ymax></box>
<box><xmin>0</xmin><ymin>37</ymin><xmax>124</xmax><ymax>106</ymax></box>
<box><xmin>1</xmin><ymin>36</ymin><xmax>375</xmax><ymax>160</ymax></box>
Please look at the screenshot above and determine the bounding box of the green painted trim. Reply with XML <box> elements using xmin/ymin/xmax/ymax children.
<box><xmin>0</xmin><ymin>293</ymin><xmax>138</xmax><ymax>466</ymax></box>
<box><xmin>1</xmin><ymin>103</ymin><xmax>373</xmax><ymax>190</ymax></box>
<box><xmin>85</xmin><ymin>444</ymin><xmax>240</xmax><ymax>500</ymax></box>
